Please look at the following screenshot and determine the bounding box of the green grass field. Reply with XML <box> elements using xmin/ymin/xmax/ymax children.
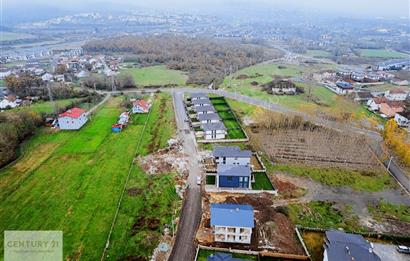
<box><xmin>0</xmin><ymin>32</ymin><xmax>35</xmax><ymax>42</ymax></box>
<box><xmin>11</xmin><ymin>98</ymin><xmax>81</xmax><ymax>114</ymax></box>
<box><xmin>210</xmin><ymin>97</ymin><xmax>247</xmax><ymax>139</ymax></box>
<box><xmin>273</xmin><ymin>164</ymin><xmax>395</xmax><ymax>192</ymax></box>
<box><xmin>252</xmin><ymin>173</ymin><xmax>274</xmax><ymax>190</ymax></box>
<box><xmin>0</xmin><ymin>94</ymin><xmax>177</xmax><ymax>260</ymax></box>
<box><xmin>120</xmin><ymin>65</ymin><xmax>188</xmax><ymax>86</ymax></box>
<box><xmin>368</xmin><ymin>200</ymin><xmax>410</xmax><ymax>223</ymax></box>
<box><xmin>288</xmin><ymin>201</ymin><xmax>362</xmax><ymax>231</ymax></box>
<box><xmin>357</xmin><ymin>49</ymin><xmax>409</xmax><ymax>59</ymax></box>
<box><xmin>306</xmin><ymin>50</ymin><xmax>332</xmax><ymax>58</ymax></box>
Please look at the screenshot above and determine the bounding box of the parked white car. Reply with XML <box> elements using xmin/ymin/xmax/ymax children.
<box><xmin>196</xmin><ymin>176</ymin><xmax>202</xmax><ymax>185</ymax></box>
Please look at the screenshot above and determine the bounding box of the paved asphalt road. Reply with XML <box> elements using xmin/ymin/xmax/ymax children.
<box><xmin>168</xmin><ymin>91</ymin><xmax>202</xmax><ymax>261</ymax></box>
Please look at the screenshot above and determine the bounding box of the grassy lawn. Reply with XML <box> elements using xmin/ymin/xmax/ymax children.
<box><xmin>252</xmin><ymin>172</ymin><xmax>274</xmax><ymax>190</ymax></box>
<box><xmin>272</xmin><ymin>164</ymin><xmax>395</xmax><ymax>192</ymax></box>
<box><xmin>306</xmin><ymin>50</ymin><xmax>332</xmax><ymax>58</ymax></box>
<box><xmin>210</xmin><ymin>96</ymin><xmax>247</xmax><ymax>139</ymax></box>
<box><xmin>206</xmin><ymin>175</ymin><xmax>216</xmax><ymax>185</ymax></box>
<box><xmin>11</xmin><ymin>98</ymin><xmax>82</xmax><ymax>114</ymax></box>
<box><xmin>0</xmin><ymin>94</ymin><xmax>177</xmax><ymax>260</ymax></box>
<box><xmin>120</xmin><ymin>65</ymin><xmax>187</xmax><ymax>86</ymax></box>
<box><xmin>288</xmin><ymin>201</ymin><xmax>362</xmax><ymax>231</ymax></box>
<box><xmin>357</xmin><ymin>49</ymin><xmax>409</xmax><ymax>59</ymax></box>
<box><xmin>0</xmin><ymin>32</ymin><xmax>35</xmax><ymax>42</ymax></box>
<box><xmin>368</xmin><ymin>200</ymin><xmax>410</xmax><ymax>223</ymax></box>
<box><xmin>197</xmin><ymin>249</ymin><xmax>257</xmax><ymax>261</ymax></box>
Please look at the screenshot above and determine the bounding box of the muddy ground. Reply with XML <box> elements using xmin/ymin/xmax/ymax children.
<box><xmin>196</xmin><ymin>192</ymin><xmax>306</xmax><ymax>256</ymax></box>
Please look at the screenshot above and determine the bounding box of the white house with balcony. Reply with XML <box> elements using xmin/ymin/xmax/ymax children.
<box><xmin>210</xmin><ymin>203</ymin><xmax>254</xmax><ymax>244</ymax></box>
<box><xmin>213</xmin><ymin>146</ymin><xmax>252</xmax><ymax>166</ymax></box>
<box><xmin>202</xmin><ymin>122</ymin><xmax>227</xmax><ymax>140</ymax></box>
<box><xmin>198</xmin><ymin>113</ymin><xmax>221</xmax><ymax>124</ymax></box>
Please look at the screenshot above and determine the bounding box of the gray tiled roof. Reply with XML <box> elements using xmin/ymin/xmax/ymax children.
<box><xmin>195</xmin><ymin>105</ymin><xmax>216</xmax><ymax>112</ymax></box>
<box><xmin>198</xmin><ymin>113</ymin><xmax>220</xmax><ymax>121</ymax></box>
<box><xmin>213</xmin><ymin>146</ymin><xmax>252</xmax><ymax>158</ymax></box>
<box><xmin>201</xmin><ymin>122</ymin><xmax>226</xmax><ymax>131</ymax></box>
<box><xmin>192</xmin><ymin>98</ymin><xmax>211</xmax><ymax>105</ymax></box>
<box><xmin>190</xmin><ymin>93</ymin><xmax>208</xmax><ymax>98</ymax></box>
<box><xmin>325</xmin><ymin>231</ymin><xmax>381</xmax><ymax>261</ymax></box>
<box><xmin>217</xmin><ymin>164</ymin><xmax>251</xmax><ymax>177</ymax></box>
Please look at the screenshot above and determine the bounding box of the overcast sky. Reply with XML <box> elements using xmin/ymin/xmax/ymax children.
<box><xmin>3</xmin><ymin>0</ymin><xmax>410</xmax><ymax>18</ymax></box>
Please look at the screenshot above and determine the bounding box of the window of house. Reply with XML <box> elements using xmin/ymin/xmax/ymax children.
<box><xmin>227</xmin><ymin>176</ymin><xmax>233</xmax><ymax>182</ymax></box>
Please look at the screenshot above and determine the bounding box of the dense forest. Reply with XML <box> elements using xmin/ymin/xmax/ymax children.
<box><xmin>83</xmin><ymin>36</ymin><xmax>283</xmax><ymax>84</ymax></box>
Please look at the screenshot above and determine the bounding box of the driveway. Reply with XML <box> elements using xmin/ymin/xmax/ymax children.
<box><xmin>168</xmin><ymin>91</ymin><xmax>202</xmax><ymax>261</ymax></box>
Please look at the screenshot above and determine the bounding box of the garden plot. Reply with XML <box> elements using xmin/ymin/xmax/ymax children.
<box><xmin>196</xmin><ymin>193</ymin><xmax>307</xmax><ymax>257</ymax></box>
<box><xmin>251</xmin><ymin>127</ymin><xmax>381</xmax><ymax>170</ymax></box>
<box><xmin>210</xmin><ymin>97</ymin><xmax>247</xmax><ymax>140</ymax></box>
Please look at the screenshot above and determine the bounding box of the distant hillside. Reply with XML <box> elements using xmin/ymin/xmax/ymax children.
<box><xmin>83</xmin><ymin>36</ymin><xmax>283</xmax><ymax>85</ymax></box>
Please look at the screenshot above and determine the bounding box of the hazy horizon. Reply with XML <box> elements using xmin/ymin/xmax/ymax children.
<box><xmin>2</xmin><ymin>0</ymin><xmax>410</xmax><ymax>24</ymax></box>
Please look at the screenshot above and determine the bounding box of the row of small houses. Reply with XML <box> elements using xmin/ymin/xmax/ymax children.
<box><xmin>188</xmin><ymin>93</ymin><xmax>227</xmax><ymax>140</ymax></box>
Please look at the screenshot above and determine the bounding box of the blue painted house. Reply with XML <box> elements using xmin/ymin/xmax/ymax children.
<box><xmin>216</xmin><ymin>165</ymin><xmax>251</xmax><ymax>189</ymax></box>
<box><xmin>210</xmin><ymin>203</ymin><xmax>254</xmax><ymax>244</ymax></box>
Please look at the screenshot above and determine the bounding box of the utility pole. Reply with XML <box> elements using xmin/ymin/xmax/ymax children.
<box><xmin>387</xmin><ymin>156</ymin><xmax>393</xmax><ymax>171</ymax></box>
<box><xmin>46</xmin><ymin>82</ymin><xmax>57</xmax><ymax>116</ymax></box>
<box><xmin>111</xmin><ymin>75</ymin><xmax>116</xmax><ymax>93</ymax></box>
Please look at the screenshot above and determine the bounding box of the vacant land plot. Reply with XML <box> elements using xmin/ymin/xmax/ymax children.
<box><xmin>368</xmin><ymin>200</ymin><xmax>410</xmax><ymax>223</ymax></box>
<box><xmin>196</xmin><ymin>193</ymin><xmax>306</xmax><ymax>257</ymax></box>
<box><xmin>357</xmin><ymin>49</ymin><xmax>408</xmax><ymax>59</ymax></box>
<box><xmin>306</xmin><ymin>50</ymin><xmax>332</xmax><ymax>58</ymax></box>
<box><xmin>288</xmin><ymin>201</ymin><xmax>361</xmax><ymax>231</ymax></box>
<box><xmin>11</xmin><ymin>98</ymin><xmax>82</xmax><ymax>114</ymax></box>
<box><xmin>121</xmin><ymin>65</ymin><xmax>188</xmax><ymax>86</ymax></box>
<box><xmin>0</xmin><ymin>94</ymin><xmax>177</xmax><ymax>260</ymax></box>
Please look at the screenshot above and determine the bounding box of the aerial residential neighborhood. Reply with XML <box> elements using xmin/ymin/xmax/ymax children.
<box><xmin>0</xmin><ymin>1</ymin><xmax>409</xmax><ymax>261</ymax></box>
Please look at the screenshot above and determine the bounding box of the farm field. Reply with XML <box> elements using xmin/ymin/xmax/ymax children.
<box><xmin>0</xmin><ymin>93</ymin><xmax>178</xmax><ymax>260</ymax></box>
<box><xmin>356</xmin><ymin>49</ymin><xmax>409</xmax><ymax>59</ymax></box>
<box><xmin>121</xmin><ymin>65</ymin><xmax>188</xmax><ymax>86</ymax></box>
<box><xmin>0</xmin><ymin>32</ymin><xmax>35</xmax><ymax>42</ymax></box>
<box><xmin>306</xmin><ymin>50</ymin><xmax>332</xmax><ymax>58</ymax></box>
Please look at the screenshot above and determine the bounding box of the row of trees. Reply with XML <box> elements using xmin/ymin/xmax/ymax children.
<box><xmin>383</xmin><ymin>119</ymin><xmax>410</xmax><ymax>166</ymax></box>
<box><xmin>82</xmin><ymin>74</ymin><xmax>135</xmax><ymax>90</ymax></box>
<box><xmin>83</xmin><ymin>35</ymin><xmax>281</xmax><ymax>84</ymax></box>
<box><xmin>4</xmin><ymin>74</ymin><xmax>43</xmax><ymax>97</ymax></box>
<box><xmin>0</xmin><ymin>111</ymin><xmax>43</xmax><ymax>167</ymax></box>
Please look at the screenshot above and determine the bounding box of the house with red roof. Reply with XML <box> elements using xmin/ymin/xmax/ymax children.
<box><xmin>132</xmin><ymin>100</ymin><xmax>151</xmax><ymax>114</ymax></box>
<box><xmin>58</xmin><ymin>107</ymin><xmax>88</xmax><ymax>130</ymax></box>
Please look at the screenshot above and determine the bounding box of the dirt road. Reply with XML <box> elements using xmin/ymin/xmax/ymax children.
<box><xmin>168</xmin><ymin>91</ymin><xmax>202</xmax><ymax>261</ymax></box>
